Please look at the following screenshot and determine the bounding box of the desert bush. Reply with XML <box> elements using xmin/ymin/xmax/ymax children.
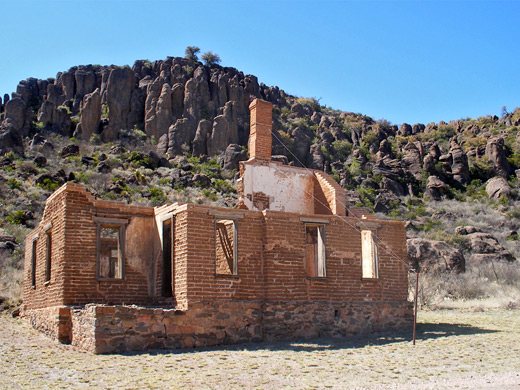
<box><xmin>213</xmin><ymin>179</ymin><xmax>235</xmax><ymax>194</ymax></box>
<box><xmin>414</xmin><ymin>261</ymin><xmax>520</xmax><ymax>309</ymax></box>
<box><xmin>296</xmin><ymin>97</ymin><xmax>321</xmax><ymax>112</ymax></box>
<box><xmin>7</xmin><ymin>178</ymin><xmax>21</xmax><ymax>190</ymax></box>
<box><xmin>331</xmin><ymin>140</ymin><xmax>352</xmax><ymax>161</ymax></box>
<box><xmin>37</xmin><ymin>178</ymin><xmax>60</xmax><ymax>191</ymax></box>
<box><xmin>148</xmin><ymin>187</ymin><xmax>167</xmax><ymax>206</ymax></box>
<box><xmin>6</xmin><ymin>210</ymin><xmax>27</xmax><ymax>225</ymax></box>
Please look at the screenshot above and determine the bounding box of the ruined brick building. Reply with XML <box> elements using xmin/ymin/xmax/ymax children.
<box><xmin>22</xmin><ymin>99</ymin><xmax>412</xmax><ymax>353</ymax></box>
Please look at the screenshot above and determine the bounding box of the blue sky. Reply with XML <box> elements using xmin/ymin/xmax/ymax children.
<box><xmin>1</xmin><ymin>0</ymin><xmax>519</xmax><ymax>125</ymax></box>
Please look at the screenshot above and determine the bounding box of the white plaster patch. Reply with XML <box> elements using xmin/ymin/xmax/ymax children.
<box><xmin>242</xmin><ymin>162</ymin><xmax>314</xmax><ymax>214</ymax></box>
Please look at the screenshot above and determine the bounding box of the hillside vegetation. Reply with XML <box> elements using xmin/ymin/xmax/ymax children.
<box><xmin>0</xmin><ymin>54</ymin><xmax>519</xmax><ymax>310</ymax></box>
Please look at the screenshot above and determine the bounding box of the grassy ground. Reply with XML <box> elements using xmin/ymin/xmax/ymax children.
<box><xmin>0</xmin><ymin>309</ymin><xmax>519</xmax><ymax>389</ymax></box>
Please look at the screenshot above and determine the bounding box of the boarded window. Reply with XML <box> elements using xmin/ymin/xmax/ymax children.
<box><xmin>305</xmin><ymin>225</ymin><xmax>326</xmax><ymax>277</ymax></box>
<box><xmin>361</xmin><ymin>230</ymin><xmax>378</xmax><ymax>278</ymax></box>
<box><xmin>31</xmin><ymin>238</ymin><xmax>37</xmax><ymax>287</ymax></box>
<box><xmin>215</xmin><ymin>219</ymin><xmax>237</xmax><ymax>275</ymax></box>
<box><xmin>45</xmin><ymin>231</ymin><xmax>52</xmax><ymax>283</ymax></box>
<box><xmin>97</xmin><ymin>225</ymin><xmax>124</xmax><ymax>279</ymax></box>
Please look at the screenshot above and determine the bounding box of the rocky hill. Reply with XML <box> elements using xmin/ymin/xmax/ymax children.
<box><xmin>1</xmin><ymin>55</ymin><xmax>519</xmax><ymax>309</ymax></box>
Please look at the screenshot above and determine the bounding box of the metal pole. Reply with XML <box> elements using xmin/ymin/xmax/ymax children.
<box><xmin>412</xmin><ymin>271</ymin><xmax>419</xmax><ymax>345</ymax></box>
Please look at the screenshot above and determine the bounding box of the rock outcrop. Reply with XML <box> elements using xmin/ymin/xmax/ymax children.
<box><xmin>485</xmin><ymin>177</ymin><xmax>511</xmax><ymax>200</ymax></box>
<box><xmin>407</xmin><ymin>238</ymin><xmax>465</xmax><ymax>273</ymax></box>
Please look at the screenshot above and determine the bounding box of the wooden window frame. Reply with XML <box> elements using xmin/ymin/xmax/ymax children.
<box><xmin>304</xmin><ymin>223</ymin><xmax>327</xmax><ymax>278</ymax></box>
<box><xmin>214</xmin><ymin>218</ymin><xmax>238</xmax><ymax>277</ymax></box>
<box><xmin>361</xmin><ymin>229</ymin><xmax>379</xmax><ymax>279</ymax></box>
<box><xmin>94</xmin><ymin>217</ymin><xmax>127</xmax><ymax>281</ymax></box>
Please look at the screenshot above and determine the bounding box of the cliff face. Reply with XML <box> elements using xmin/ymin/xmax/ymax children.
<box><xmin>0</xmin><ymin>57</ymin><xmax>289</xmax><ymax>158</ymax></box>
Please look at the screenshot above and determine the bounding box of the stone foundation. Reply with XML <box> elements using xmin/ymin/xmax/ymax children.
<box><xmin>70</xmin><ymin>302</ymin><xmax>263</xmax><ymax>354</ymax></box>
<box><xmin>263</xmin><ymin>301</ymin><xmax>413</xmax><ymax>340</ymax></box>
<box><xmin>24</xmin><ymin>300</ymin><xmax>412</xmax><ymax>353</ymax></box>
<box><xmin>21</xmin><ymin>306</ymin><xmax>71</xmax><ymax>343</ymax></box>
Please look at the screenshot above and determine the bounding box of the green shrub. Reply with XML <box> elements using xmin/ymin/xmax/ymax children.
<box><xmin>202</xmin><ymin>189</ymin><xmax>218</xmax><ymax>201</ymax></box>
<box><xmin>213</xmin><ymin>179</ymin><xmax>235</xmax><ymax>194</ymax></box>
<box><xmin>32</xmin><ymin>121</ymin><xmax>45</xmax><ymax>131</ymax></box>
<box><xmin>89</xmin><ymin>134</ymin><xmax>102</xmax><ymax>144</ymax></box>
<box><xmin>127</xmin><ymin>151</ymin><xmax>154</xmax><ymax>169</ymax></box>
<box><xmin>7</xmin><ymin>210</ymin><xmax>27</xmax><ymax>225</ymax></box>
<box><xmin>148</xmin><ymin>187</ymin><xmax>167</xmax><ymax>205</ymax></box>
<box><xmin>38</xmin><ymin>178</ymin><xmax>60</xmax><ymax>191</ymax></box>
<box><xmin>331</xmin><ymin>140</ymin><xmax>352</xmax><ymax>161</ymax></box>
<box><xmin>158</xmin><ymin>178</ymin><xmax>171</xmax><ymax>186</ymax></box>
<box><xmin>57</xmin><ymin>105</ymin><xmax>72</xmax><ymax>115</ymax></box>
<box><xmin>7</xmin><ymin>178</ymin><xmax>21</xmax><ymax>190</ymax></box>
<box><xmin>74</xmin><ymin>171</ymin><xmax>93</xmax><ymax>184</ymax></box>
<box><xmin>296</xmin><ymin>97</ymin><xmax>321</xmax><ymax>111</ymax></box>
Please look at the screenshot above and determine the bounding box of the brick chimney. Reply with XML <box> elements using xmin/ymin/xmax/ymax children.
<box><xmin>248</xmin><ymin>99</ymin><xmax>273</xmax><ymax>161</ymax></box>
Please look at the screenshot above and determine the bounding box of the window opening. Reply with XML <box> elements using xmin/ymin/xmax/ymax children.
<box><xmin>361</xmin><ymin>229</ymin><xmax>378</xmax><ymax>278</ymax></box>
<box><xmin>305</xmin><ymin>224</ymin><xmax>326</xmax><ymax>277</ymax></box>
<box><xmin>215</xmin><ymin>219</ymin><xmax>237</xmax><ymax>275</ymax></box>
<box><xmin>45</xmin><ymin>230</ymin><xmax>52</xmax><ymax>283</ymax></box>
<box><xmin>31</xmin><ymin>238</ymin><xmax>37</xmax><ymax>287</ymax></box>
<box><xmin>162</xmin><ymin>219</ymin><xmax>173</xmax><ymax>297</ymax></box>
<box><xmin>97</xmin><ymin>225</ymin><xmax>124</xmax><ymax>279</ymax></box>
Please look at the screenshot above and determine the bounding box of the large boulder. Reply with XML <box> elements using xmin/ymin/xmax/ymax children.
<box><xmin>52</xmin><ymin>106</ymin><xmax>73</xmax><ymax>135</ymax></box>
<box><xmin>60</xmin><ymin>144</ymin><xmax>80</xmax><ymax>158</ymax></box>
<box><xmin>407</xmin><ymin>238</ymin><xmax>465</xmax><ymax>273</ymax></box>
<box><xmin>3</xmin><ymin>98</ymin><xmax>28</xmax><ymax>136</ymax></box>
<box><xmin>192</xmin><ymin>119</ymin><xmax>212</xmax><ymax>156</ymax></box>
<box><xmin>373</xmin><ymin>192</ymin><xmax>400</xmax><ymax>214</ymax></box>
<box><xmin>467</xmin><ymin>232</ymin><xmax>514</xmax><ymax>262</ymax></box>
<box><xmin>37</xmin><ymin>100</ymin><xmax>55</xmax><ymax>126</ymax></box>
<box><xmin>104</xmin><ymin>67</ymin><xmax>136</xmax><ymax>139</ymax></box>
<box><xmin>401</xmin><ymin>142</ymin><xmax>422</xmax><ymax>180</ymax></box>
<box><xmin>485</xmin><ymin>177</ymin><xmax>511</xmax><ymax>200</ymax></box>
<box><xmin>485</xmin><ymin>136</ymin><xmax>512</xmax><ymax>178</ymax></box>
<box><xmin>0</xmin><ymin>125</ymin><xmax>24</xmax><ymax>155</ymax></box>
<box><xmin>207</xmin><ymin>115</ymin><xmax>230</xmax><ymax>156</ymax></box>
<box><xmin>153</xmin><ymin>83</ymin><xmax>174</xmax><ymax>140</ymax></box>
<box><xmin>76</xmin><ymin>88</ymin><xmax>101</xmax><ymax>140</ymax></box>
<box><xmin>449</xmin><ymin>145</ymin><xmax>470</xmax><ymax>186</ymax></box>
<box><xmin>398</xmin><ymin>123</ymin><xmax>412</xmax><ymax>136</ymax></box>
<box><xmin>167</xmin><ymin>118</ymin><xmax>191</xmax><ymax>156</ymax></box>
<box><xmin>57</xmin><ymin>70</ymin><xmax>76</xmax><ymax>101</ymax></box>
<box><xmin>183</xmin><ymin>66</ymin><xmax>212</xmax><ymax>135</ymax></box>
<box><xmin>207</xmin><ymin>101</ymin><xmax>238</xmax><ymax>156</ymax></box>
<box><xmin>290</xmin><ymin>125</ymin><xmax>313</xmax><ymax>164</ymax></box>
<box><xmin>424</xmin><ymin>175</ymin><xmax>448</xmax><ymax>200</ymax></box>
<box><xmin>380</xmin><ymin>176</ymin><xmax>405</xmax><ymax>197</ymax></box>
<box><xmin>220</xmin><ymin>144</ymin><xmax>247</xmax><ymax>171</ymax></box>
<box><xmin>144</xmin><ymin>77</ymin><xmax>165</xmax><ymax>137</ymax></box>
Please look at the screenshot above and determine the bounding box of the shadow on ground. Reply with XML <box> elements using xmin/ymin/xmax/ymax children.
<box><xmin>121</xmin><ymin>322</ymin><xmax>499</xmax><ymax>356</ymax></box>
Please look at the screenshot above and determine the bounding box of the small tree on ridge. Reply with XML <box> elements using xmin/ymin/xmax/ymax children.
<box><xmin>201</xmin><ymin>51</ymin><xmax>221</xmax><ymax>67</ymax></box>
<box><xmin>185</xmin><ymin>46</ymin><xmax>200</xmax><ymax>62</ymax></box>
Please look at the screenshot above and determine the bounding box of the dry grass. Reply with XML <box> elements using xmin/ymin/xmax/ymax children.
<box><xmin>412</xmin><ymin>261</ymin><xmax>520</xmax><ymax>310</ymax></box>
<box><xmin>0</xmin><ymin>309</ymin><xmax>519</xmax><ymax>389</ymax></box>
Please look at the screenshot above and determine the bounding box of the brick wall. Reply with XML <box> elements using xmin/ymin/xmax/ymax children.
<box><xmin>24</xmin><ymin>184</ymin><xmax>408</xmax><ymax>309</ymax></box>
<box><xmin>23</xmin><ymin>186</ymin><xmax>68</xmax><ymax>309</ymax></box>
<box><xmin>23</xmin><ymin>183</ymin><xmax>157</xmax><ymax>310</ymax></box>
<box><xmin>24</xmin><ymin>183</ymin><xmax>411</xmax><ymax>353</ymax></box>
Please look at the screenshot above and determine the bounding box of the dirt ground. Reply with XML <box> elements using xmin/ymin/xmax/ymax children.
<box><xmin>0</xmin><ymin>309</ymin><xmax>519</xmax><ymax>389</ymax></box>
